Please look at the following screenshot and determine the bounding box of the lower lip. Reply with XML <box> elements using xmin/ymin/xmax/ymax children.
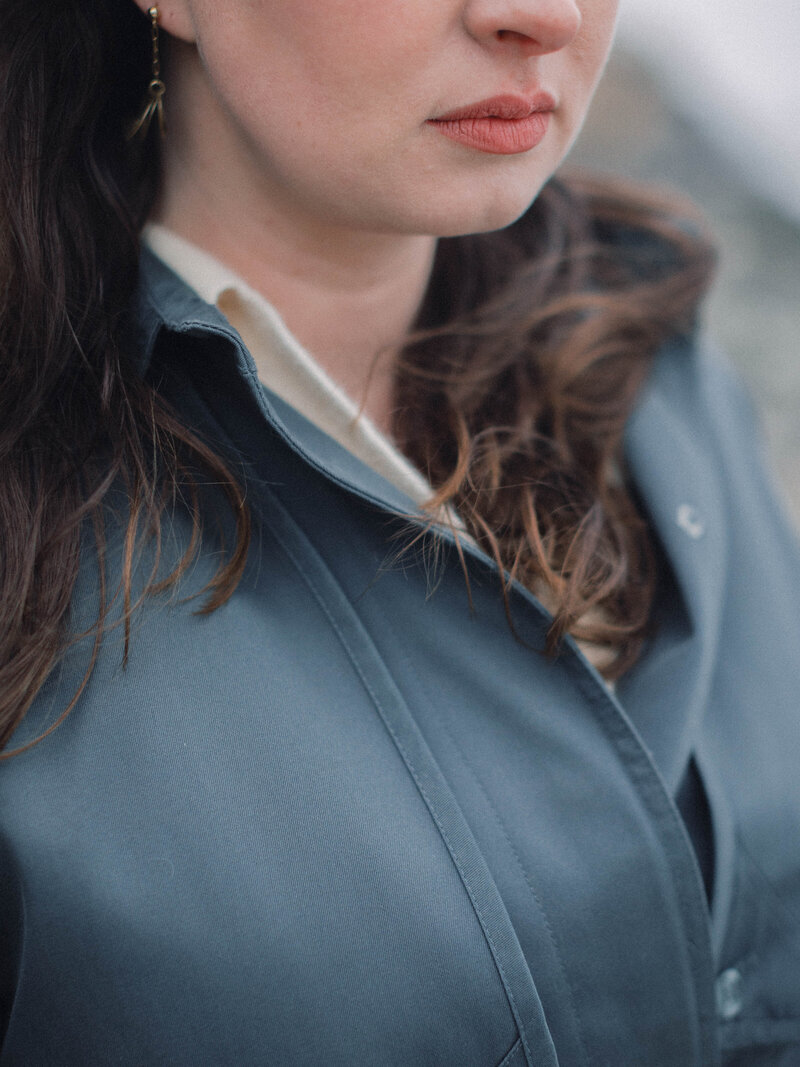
<box><xmin>427</xmin><ymin>112</ymin><xmax>551</xmax><ymax>155</ymax></box>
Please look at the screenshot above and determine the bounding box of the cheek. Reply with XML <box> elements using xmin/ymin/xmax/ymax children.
<box><xmin>547</xmin><ymin>2</ymin><xmax>618</xmax><ymax>157</ymax></box>
<box><xmin>558</xmin><ymin>0</ymin><xmax>619</xmax><ymax>115</ymax></box>
<box><xmin>208</xmin><ymin>2</ymin><xmax>430</xmax><ymax>111</ymax></box>
<box><xmin>578</xmin><ymin>0</ymin><xmax>620</xmax><ymax>70</ymax></box>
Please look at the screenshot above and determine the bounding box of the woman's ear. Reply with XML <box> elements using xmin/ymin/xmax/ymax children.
<box><xmin>129</xmin><ymin>0</ymin><xmax>197</xmax><ymax>45</ymax></box>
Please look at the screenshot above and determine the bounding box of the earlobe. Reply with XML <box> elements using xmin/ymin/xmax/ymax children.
<box><xmin>130</xmin><ymin>0</ymin><xmax>197</xmax><ymax>44</ymax></box>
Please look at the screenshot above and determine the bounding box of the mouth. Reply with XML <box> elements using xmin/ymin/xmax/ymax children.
<box><xmin>427</xmin><ymin>92</ymin><xmax>556</xmax><ymax>155</ymax></box>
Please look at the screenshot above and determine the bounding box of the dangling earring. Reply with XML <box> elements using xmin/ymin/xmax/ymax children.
<box><xmin>127</xmin><ymin>6</ymin><xmax>166</xmax><ymax>140</ymax></box>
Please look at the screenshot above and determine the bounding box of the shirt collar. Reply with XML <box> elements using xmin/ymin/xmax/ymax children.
<box><xmin>142</xmin><ymin>222</ymin><xmax>252</xmax><ymax>307</ymax></box>
<box><xmin>128</xmin><ymin>243</ymin><xmax>728</xmax><ymax>743</ymax></box>
<box><xmin>126</xmin><ymin>244</ymin><xmax>233</xmax><ymax>374</ymax></box>
<box><xmin>139</xmin><ymin>225</ymin><xmax>437</xmax><ymax>509</ymax></box>
<box><xmin>127</xmin><ymin>244</ymin><xmax>432</xmax><ymax>520</ymax></box>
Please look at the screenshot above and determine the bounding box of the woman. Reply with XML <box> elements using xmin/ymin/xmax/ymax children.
<box><xmin>1</xmin><ymin>1</ymin><xmax>798</xmax><ymax>1063</ymax></box>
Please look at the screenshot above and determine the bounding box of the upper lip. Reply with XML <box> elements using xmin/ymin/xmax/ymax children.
<box><xmin>429</xmin><ymin>92</ymin><xmax>557</xmax><ymax>122</ymax></box>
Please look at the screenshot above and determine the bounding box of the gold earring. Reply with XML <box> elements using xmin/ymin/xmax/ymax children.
<box><xmin>127</xmin><ymin>6</ymin><xmax>166</xmax><ymax>140</ymax></box>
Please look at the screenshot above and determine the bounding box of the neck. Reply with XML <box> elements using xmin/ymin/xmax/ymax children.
<box><xmin>152</xmin><ymin>46</ymin><xmax>436</xmax><ymax>435</ymax></box>
<box><xmin>155</xmin><ymin>196</ymin><xmax>436</xmax><ymax>433</ymax></box>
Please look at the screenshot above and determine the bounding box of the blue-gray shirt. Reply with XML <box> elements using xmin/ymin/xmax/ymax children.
<box><xmin>2</xmin><ymin>251</ymin><xmax>799</xmax><ymax>1065</ymax></box>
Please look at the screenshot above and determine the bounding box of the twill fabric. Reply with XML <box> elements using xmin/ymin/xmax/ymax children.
<box><xmin>1</xmin><ymin>251</ymin><xmax>799</xmax><ymax>1066</ymax></box>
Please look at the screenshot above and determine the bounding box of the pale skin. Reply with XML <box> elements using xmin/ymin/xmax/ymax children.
<box><xmin>134</xmin><ymin>0</ymin><xmax>620</xmax><ymax>432</ymax></box>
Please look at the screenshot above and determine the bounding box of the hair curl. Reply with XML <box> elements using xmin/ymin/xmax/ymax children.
<box><xmin>396</xmin><ymin>173</ymin><xmax>714</xmax><ymax>677</ymax></box>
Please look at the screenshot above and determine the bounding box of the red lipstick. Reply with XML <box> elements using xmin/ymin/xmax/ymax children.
<box><xmin>427</xmin><ymin>93</ymin><xmax>555</xmax><ymax>155</ymax></box>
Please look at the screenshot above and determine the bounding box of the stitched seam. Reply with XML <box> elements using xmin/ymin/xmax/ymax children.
<box><xmin>564</xmin><ymin>660</ymin><xmax>718</xmax><ymax>1047</ymax></box>
<box><xmin>385</xmin><ymin>621</ymin><xmax>589</xmax><ymax>1067</ymax></box>
<box><xmin>495</xmin><ymin>1036</ymin><xmax>524</xmax><ymax>1067</ymax></box>
<box><xmin>266</xmin><ymin>513</ymin><xmax>538</xmax><ymax>1067</ymax></box>
<box><xmin>440</xmin><ymin>717</ymin><xmax>588</xmax><ymax>1066</ymax></box>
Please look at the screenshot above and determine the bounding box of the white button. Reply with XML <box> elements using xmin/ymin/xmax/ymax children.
<box><xmin>676</xmin><ymin>504</ymin><xmax>706</xmax><ymax>540</ymax></box>
<box><xmin>715</xmin><ymin>967</ymin><xmax>744</xmax><ymax>1021</ymax></box>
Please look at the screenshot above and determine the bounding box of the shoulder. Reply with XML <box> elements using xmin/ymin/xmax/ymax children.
<box><xmin>648</xmin><ymin>332</ymin><xmax>763</xmax><ymax>459</ymax></box>
<box><xmin>636</xmin><ymin>330</ymin><xmax>800</xmax><ymax>565</ymax></box>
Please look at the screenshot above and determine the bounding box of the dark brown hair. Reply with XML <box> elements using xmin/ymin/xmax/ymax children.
<box><xmin>396</xmin><ymin>173</ymin><xmax>714</xmax><ymax>677</ymax></box>
<box><xmin>0</xmin><ymin>1</ymin><xmax>714</xmax><ymax>754</ymax></box>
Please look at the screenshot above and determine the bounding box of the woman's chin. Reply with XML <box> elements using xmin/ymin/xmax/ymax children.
<box><xmin>405</xmin><ymin>168</ymin><xmax>552</xmax><ymax>237</ymax></box>
<box><xmin>422</xmin><ymin>193</ymin><xmax>543</xmax><ymax>238</ymax></box>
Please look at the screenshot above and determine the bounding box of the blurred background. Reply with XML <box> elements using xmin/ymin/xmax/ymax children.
<box><xmin>568</xmin><ymin>0</ymin><xmax>800</xmax><ymax>529</ymax></box>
